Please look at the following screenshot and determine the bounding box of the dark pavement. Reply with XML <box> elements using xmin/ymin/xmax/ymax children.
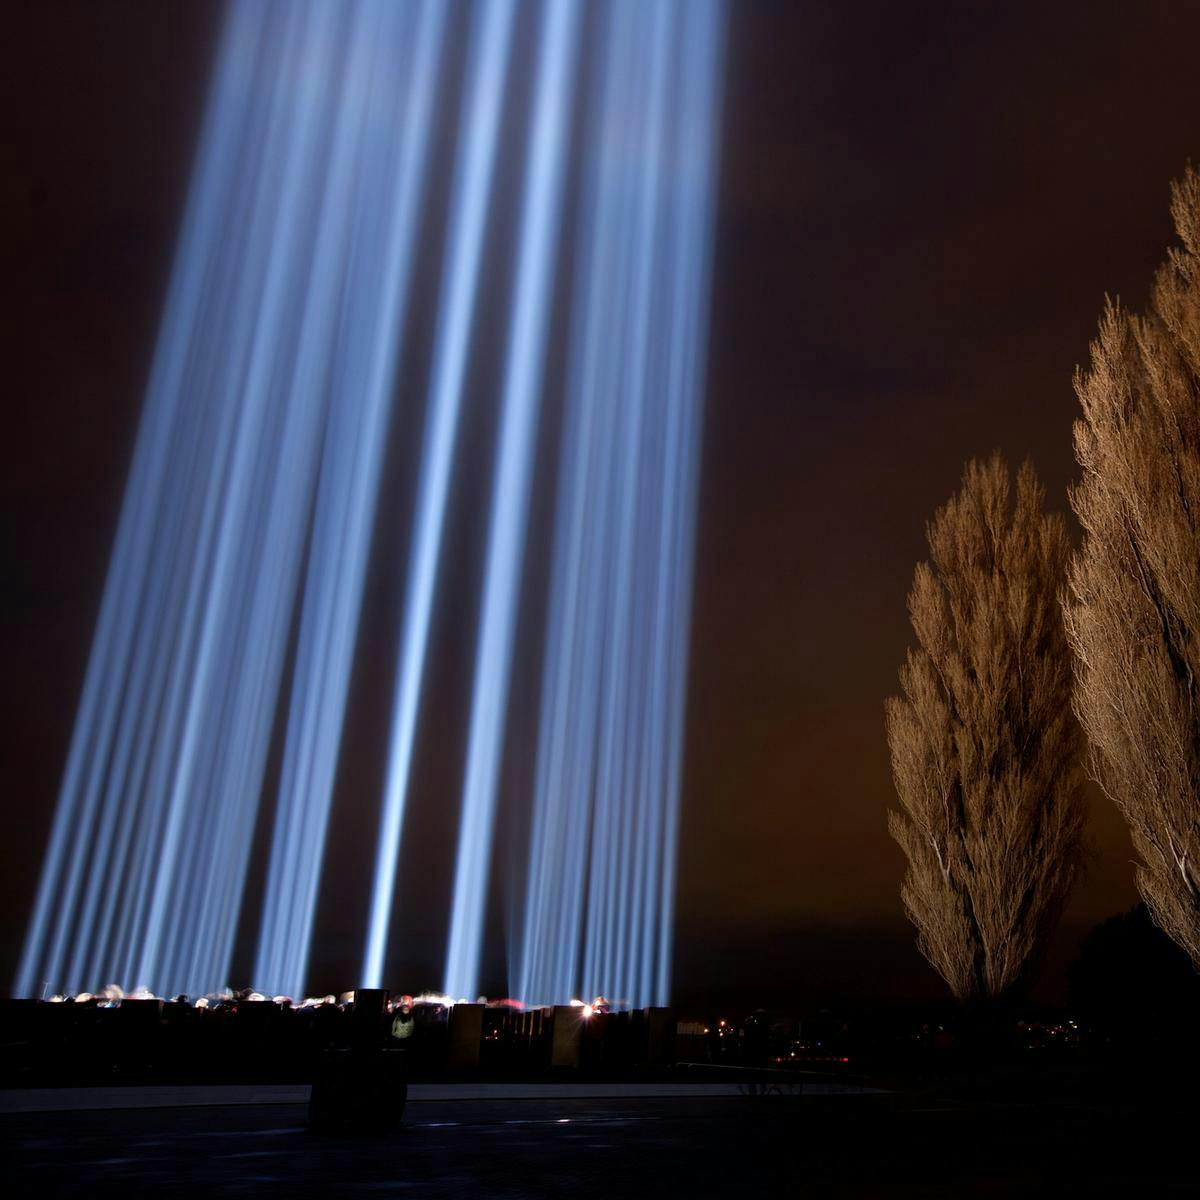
<box><xmin>3</xmin><ymin>1085</ymin><xmax>1195</xmax><ymax>1197</ymax></box>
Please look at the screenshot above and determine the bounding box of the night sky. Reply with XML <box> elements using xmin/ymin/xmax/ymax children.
<box><xmin>5</xmin><ymin>0</ymin><xmax>1200</xmax><ymax>1012</ymax></box>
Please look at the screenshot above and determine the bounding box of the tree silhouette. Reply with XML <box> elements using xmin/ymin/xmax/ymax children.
<box><xmin>888</xmin><ymin>455</ymin><xmax>1086</xmax><ymax>1002</ymax></box>
<box><xmin>1068</xmin><ymin>905</ymin><xmax>1200</xmax><ymax>1046</ymax></box>
<box><xmin>1065</xmin><ymin>167</ymin><xmax>1200</xmax><ymax>969</ymax></box>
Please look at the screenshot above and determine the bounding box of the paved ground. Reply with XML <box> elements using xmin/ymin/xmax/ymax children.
<box><xmin>0</xmin><ymin>1079</ymin><xmax>882</xmax><ymax>1113</ymax></box>
<box><xmin>2</xmin><ymin>1084</ymin><xmax>1195</xmax><ymax>1197</ymax></box>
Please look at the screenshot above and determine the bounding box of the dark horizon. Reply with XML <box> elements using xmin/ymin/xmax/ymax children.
<box><xmin>6</xmin><ymin>0</ymin><xmax>1200</xmax><ymax>1013</ymax></box>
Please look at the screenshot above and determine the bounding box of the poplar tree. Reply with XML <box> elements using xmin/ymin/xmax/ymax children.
<box><xmin>887</xmin><ymin>455</ymin><xmax>1086</xmax><ymax>1002</ymax></box>
<box><xmin>1065</xmin><ymin>168</ymin><xmax>1200</xmax><ymax>968</ymax></box>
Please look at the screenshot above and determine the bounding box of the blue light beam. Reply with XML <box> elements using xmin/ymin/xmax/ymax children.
<box><xmin>443</xmin><ymin>0</ymin><xmax>582</xmax><ymax>1002</ymax></box>
<box><xmin>362</xmin><ymin>0</ymin><xmax>519</xmax><ymax>990</ymax></box>
<box><xmin>254</xmin><ymin>0</ymin><xmax>448</xmax><ymax>1003</ymax></box>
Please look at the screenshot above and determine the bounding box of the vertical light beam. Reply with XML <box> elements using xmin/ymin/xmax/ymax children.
<box><xmin>362</xmin><ymin>0</ymin><xmax>519</xmax><ymax>990</ymax></box>
<box><xmin>653</xmin><ymin>0</ymin><xmax>726</xmax><ymax>1006</ymax></box>
<box><xmin>134</xmin><ymin>0</ymin><xmax>356</xmax><ymax>996</ymax></box>
<box><xmin>443</xmin><ymin>0</ymin><xmax>582</xmax><ymax>1002</ymax></box>
<box><xmin>516</xmin><ymin>0</ymin><xmax>645</xmax><ymax>1007</ymax></box>
<box><xmin>15</xmin><ymin>0</ymin><xmax>278</xmax><ymax>998</ymax></box>
<box><xmin>517</xmin><ymin>0</ymin><xmax>726</xmax><ymax>1010</ymax></box>
<box><xmin>18</xmin><ymin>0</ymin><xmax>727</xmax><ymax>1010</ymax></box>
<box><xmin>254</xmin><ymin>0</ymin><xmax>447</xmax><ymax>1003</ymax></box>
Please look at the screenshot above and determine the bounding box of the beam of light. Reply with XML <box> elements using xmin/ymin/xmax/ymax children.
<box><xmin>103</xmin><ymin>4</ymin><xmax>315</xmax><ymax>991</ymax></box>
<box><xmin>516</xmin><ymin>0</ymin><xmax>726</xmax><ymax>1009</ymax></box>
<box><xmin>590</xmin><ymin>0</ymin><xmax>675</xmax><ymax>1010</ymax></box>
<box><xmin>16</xmin><ymin>0</ymin><xmax>459</xmax><ymax>1001</ymax></box>
<box><xmin>653</xmin><ymin>0</ymin><xmax>726</xmax><ymax>1004</ymax></box>
<box><xmin>443</xmin><ymin>0</ymin><xmax>582</xmax><ymax>1002</ymax></box>
<box><xmin>15</xmin><ymin>0</ymin><xmax>274</xmax><ymax>998</ymax></box>
<box><xmin>253</xmin><ymin>0</ymin><xmax>447</xmax><ymax>1003</ymax></box>
<box><xmin>132</xmin><ymin>0</ymin><xmax>356</xmax><ymax>997</ymax></box>
<box><xmin>18</xmin><ymin>0</ymin><xmax>726</xmax><ymax>1010</ymax></box>
<box><xmin>361</xmin><ymin>0</ymin><xmax>519</xmax><ymax>991</ymax></box>
<box><xmin>515</xmin><ymin>0</ymin><xmax>646</xmax><ymax>1008</ymax></box>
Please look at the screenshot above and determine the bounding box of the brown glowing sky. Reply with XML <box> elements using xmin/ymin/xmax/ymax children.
<box><xmin>4</xmin><ymin>1</ymin><xmax>1200</xmax><ymax>1010</ymax></box>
